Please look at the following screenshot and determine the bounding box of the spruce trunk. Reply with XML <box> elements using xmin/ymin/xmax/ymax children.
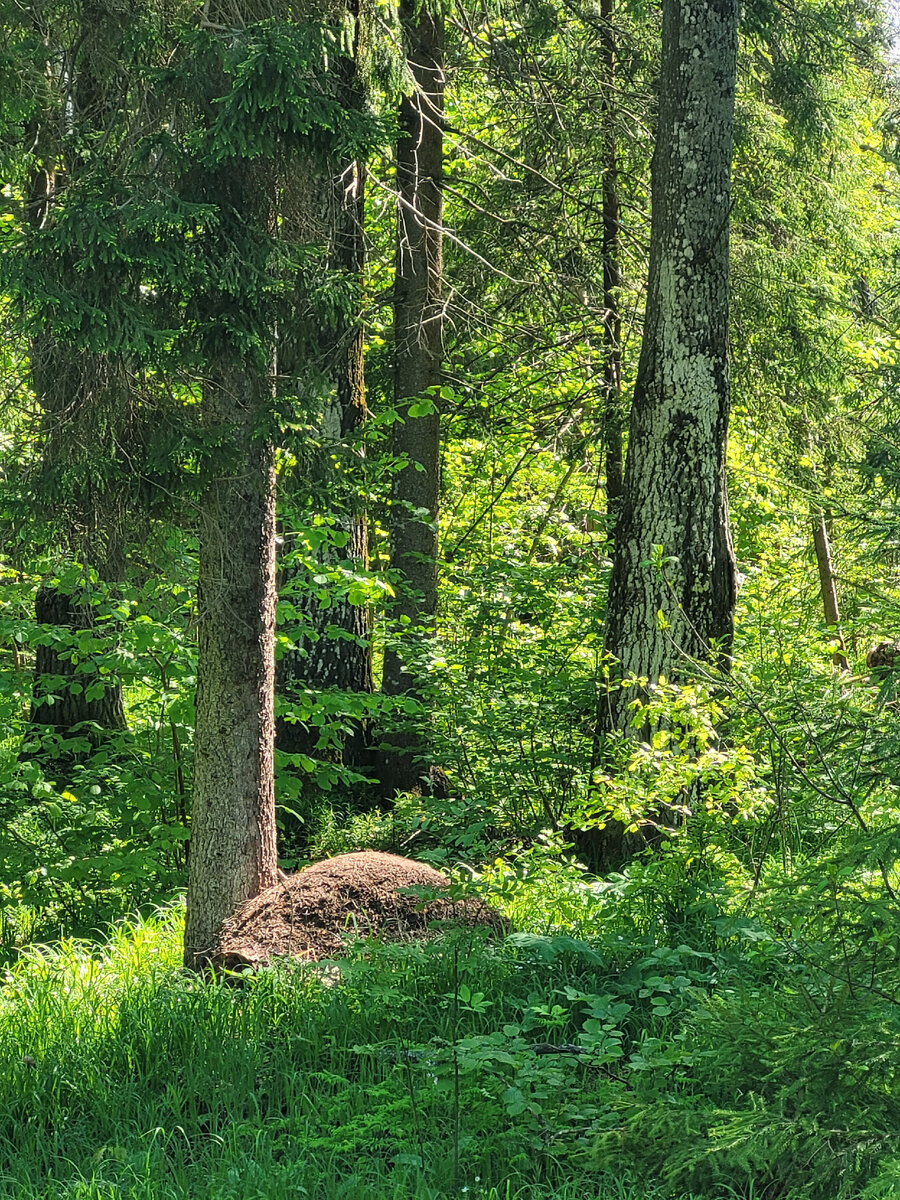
<box><xmin>184</xmin><ymin>147</ymin><xmax>280</xmax><ymax>966</ymax></box>
<box><xmin>185</xmin><ymin>359</ymin><xmax>279</xmax><ymax>967</ymax></box>
<box><xmin>381</xmin><ymin>0</ymin><xmax>444</xmax><ymax>792</ymax></box>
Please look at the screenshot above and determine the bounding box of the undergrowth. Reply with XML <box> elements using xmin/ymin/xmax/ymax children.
<box><xmin>0</xmin><ymin>905</ymin><xmax>678</xmax><ymax>1200</ymax></box>
<box><xmin>1</xmin><ymin>884</ymin><xmax>900</xmax><ymax>1200</ymax></box>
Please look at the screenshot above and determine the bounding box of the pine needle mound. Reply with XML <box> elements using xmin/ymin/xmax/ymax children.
<box><xmin>212</xmin><ymin>850</ymin><xmax>501</xmax><ymax>970</ymax></box>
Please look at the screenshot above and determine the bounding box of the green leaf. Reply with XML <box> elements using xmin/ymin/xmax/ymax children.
<box><xmin>407</xmin><ymin>398</ymin><xmax>436</xmax><ymax>418</ymax></box>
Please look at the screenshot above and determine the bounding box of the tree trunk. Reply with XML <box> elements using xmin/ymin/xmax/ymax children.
<box><xmin>600</xmin><ymin>0</ymin><xmax>624</xmax><ymax>517</ymax></box>
<box><xmin>314</xmin><ymin>151</ymin><xmax>375</xmax><ymax>752</ymax></box>
<box><xmin>380</xmin><ymin>0</ymin><xmax>444</xmax><ymax>793</ymax></box>
<box><xmin>185</xmin><ymin>351</ymin><xmax>279</xmax><ymax>967</ymax></box>
<box><xmin>27</xmin><ymin>343</ymin><xmax>131</xmax><ymax>743</ymax></box>
<box><xmin>812</xmin><ymin>508</ymin><xmax>849</xmax><ymax>671</ymax></box>
<box><xmin>30</xmin><ymin>579</ymin><xmax>127</xmax><ymax>734</ymax></box>
<box><xmin>187</xmin><ymin>0</ymin><xmax>376</xmax><ymax>958</ymax></box>
<box><xmin>276</xmin><ymin>423</ymin><xmax>373</xmax><ymax>770</ymax></box>
<box><xmin>24</xmin><ymin>37</ymin><xmax>130</xmax><ymax>744</ymax></box>
<box><xmin>593</xmin><ymin>0</ymin><xmax>738</xmax><ymax>863</ymax></box>
<box><xmin>599</xmin><ymin>0</ymin><xmax>738</xmax><ymax>720</ymax></box>
<box><xmin>275</xmin><ymin>73</ymin><xmax>373</xmax><ymax>770</ymax></box>
<box><xmin>183</xmin><ymin>141</ymin><xmax>280</xmax><ymax>966</ymax></box>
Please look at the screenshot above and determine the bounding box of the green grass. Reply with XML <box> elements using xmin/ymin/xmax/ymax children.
<box><xmin>0</xmin><ymin>906</ymin><xmax>700</xmax><ymax>1200</ymax></box>
<box><xmin>1</xmin><ymin>899</ymin><xmax>898</xmax><ymax>1199</ymax></box>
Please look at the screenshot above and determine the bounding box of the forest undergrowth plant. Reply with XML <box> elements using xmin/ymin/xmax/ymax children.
<box><xmin>592</xmin><ymin>977</ymin><xmax>900</xmax><ymax>1200</ymax></box>
<box><xmin>576</xmin><ymin>679</ymin><xmax>771</xmax><ymax>858</ymax></box>
<box><xmin>691</xmin><ymin>618</ymin><xmax>900</xmax><ymax>995</ymax></box>
<box><xmin>0</xmin><ymin>907</ymin><xmax>706</xmax><ymax>1200</ymax></box>
<box><xmin>0</xmin><ymin>569</ymin><xmax>196</xmax><ymax>945</ymax></box>
<box><xmin>577</xmin><ymin>633</ymin><xmax>900</xmax><ymax>1198</ymax></box>
<box><xmin>0</xmin><ymin>745</ymin><xmax>189</xmax><ymax>946</ymax></box>
<box><xmin>434</xmin><ymin>434</ymin><xmax>610</xmax><ymax>835</ymax></box>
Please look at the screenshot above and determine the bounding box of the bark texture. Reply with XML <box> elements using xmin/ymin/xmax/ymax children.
<box><xmin>184</xmin><ymin>141</ymin><xmax>280</xmax><ymax>966</ymax></box>
<box><xmin>379</xmin><ymin>0</ymin><xmax>444</xmax><ymax>793</ymax></box>
<box><xmin>186</xmin><ymin>354</ymin><xmax>279</xmax><ymax>967</ymax></box>
<box><xmin>600</xmin><ymin>0</ymin><xmax>624</xmax><ymax>514</ymax></box>
<box><xmin>599</xmin><ymin>0</ymin><xmax>738</xmax><ymax>739</ymax></box>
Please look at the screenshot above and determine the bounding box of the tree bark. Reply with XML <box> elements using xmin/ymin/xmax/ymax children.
<box><xmin>600</xmin><ymin>0</ymin><xmax>624</xmax><ymax>516</ymax></box>
<box><xmin>185</xmin><ymin>350</ymin><xmax>280</xmax><ymax>967</ymax></box>
<box><xmin>380</xmin><ymin>0</ymin><xmax>444</xmax><ymax>792</ymax></box>
<box><xmin>597</xmin><ymin>0</ymin><xmax>738</xmax><ymax>738</ymax></box>
<box><xmin>812</xmin><ymin>508</ymin><xmax>849</xmax><ymax>671</ymax></box>
<box><xmin>183</xmin><ymin>123</ymin><xmax>280</xmax><ymax>965</ymax></box>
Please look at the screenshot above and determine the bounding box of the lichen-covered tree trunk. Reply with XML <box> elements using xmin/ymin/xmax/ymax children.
<box><xmin>380</xmin><ymin>0</ymin><xmax>444</xmax><ymax>793</ymax></box>
<box><xmin>598</xmin><ymin>0</ymin><xmax>738</xmax><ymax>735</ymax></box>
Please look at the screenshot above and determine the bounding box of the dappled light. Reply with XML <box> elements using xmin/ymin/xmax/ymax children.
<box><xmin>2</xmin><ymin>0</ymin><xmax>900</xmax><ymax>1195</ymax></box>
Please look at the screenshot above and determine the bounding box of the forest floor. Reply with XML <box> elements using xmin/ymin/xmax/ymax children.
<box><xmin>2</xmin><ymin>868</ymin><xmax>896</xmax><ymax>1200</ymax></box>
<box><xmin>0</xmin><ymin>905</ymin><xmax>705</xmax><ymax>1200</ymax></box>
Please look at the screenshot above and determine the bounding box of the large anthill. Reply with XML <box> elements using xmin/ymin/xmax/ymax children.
<box><xmin>212</xmin><ymin>850</ymin><xmax>501</xmax><ymax>971</ymax></box>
